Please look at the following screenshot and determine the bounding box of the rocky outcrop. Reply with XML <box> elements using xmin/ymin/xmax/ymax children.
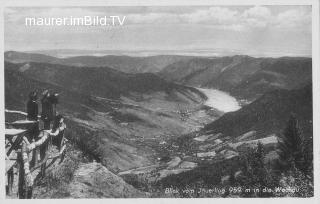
<box><xmin>68</xmin><ymin>162</ymin><xmax>148</xmax><ymax>198</ymax></box>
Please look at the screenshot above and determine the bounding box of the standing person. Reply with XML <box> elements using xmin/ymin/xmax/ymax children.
<box><xmin>41</xmin><ymin>90</ymin><xmax>53</xmax><ymax>130</ymax></box>
<box><xmin>50</xmin><ymin>114</ymin><xmax>66</xmax><ymax>162</ymax></box>
<box><xmin>49</xmin><ymin>92</ymin><xmax>59</xmax><ymax>118</ymax></box>
<box><xmin>26</xmin><ymin>91</ymin><xmax>39</xmax><ymax>142</ymax></box>
<box><xmin>39</xmin><ymin>90</ymin><xmax>53</xmax><ymax>177</ymax></box>
<box><xmin>51</xmin><ymin>115</ymin><xmax>65</xmax><ymax>151</ymax></box>
<box><xmin>26</xmin><ymin>91</ymin><xmax>38</xmax><ymax>121</ymax></box>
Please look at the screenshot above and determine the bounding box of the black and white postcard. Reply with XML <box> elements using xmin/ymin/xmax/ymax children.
<box><xmin>1</xmin><ymin>0</ymin><xmax>319</xmax><ymax>203</ymax></box>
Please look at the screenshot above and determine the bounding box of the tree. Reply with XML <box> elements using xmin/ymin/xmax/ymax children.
<box><xmin>301</xmin><ymin>135</ymin><xmax>313</xmax><ymax>176</ymax></box>
<box><xmin>278</xmin><ymin>114</ymin><xmax>305</xmax><ymax>173</ymax></box>
<box><xmin>240</xmin><ymin>143</ymin><xmax>276</xmax><ymax>197</ymax></box>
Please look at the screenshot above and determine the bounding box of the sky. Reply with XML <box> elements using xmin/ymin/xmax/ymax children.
<box><xmin>4</xmin><ymin>6</ymin><xmax>312</xmax><ymax>57</ymax></box>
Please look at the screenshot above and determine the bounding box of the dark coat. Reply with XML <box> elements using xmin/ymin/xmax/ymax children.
<box><xmin>52</xmin><ymin>129</ymin><xmax>65</xmax><ymax>151</ymax></box>
<box><xmin>52</xmin><ymin>115</ymin><xmax>65</xmax><ymax>150</ymax></box>
<box><xmin>41</xmin><ymin>97</ymin><xmax>53</xmax><ymax>121</ymax></box>
<box><xmin>27</xmin><ymin>100</ymin><xmax>38</xmax><ymax>121</ymax></box>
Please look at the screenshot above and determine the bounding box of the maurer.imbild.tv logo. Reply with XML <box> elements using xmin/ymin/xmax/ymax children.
<box><xmin>25</xmin><ymin>16</ymin><xmax>126</xmax><ymax>26</ymax></box>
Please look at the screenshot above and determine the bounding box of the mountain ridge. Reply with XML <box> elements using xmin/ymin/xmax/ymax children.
<box><xmin>159</xmin><ymin>55</ymin><xmax>312</xmax><ymax>100</ymax></box>
<box><xmin>4</xmin><ymin>51</ymin><xmax>194</xmax><ymax>73</ymax></box>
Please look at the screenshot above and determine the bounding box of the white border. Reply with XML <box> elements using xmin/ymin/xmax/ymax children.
<box><xmin>0</xmin><ymin>0</ymin><xmax>318</xmax><ymax>6</ymax></box>
<box><xmin>0</xmin><ymin>0</ymin><xmax>319</xmax><ymax>204</ymax></box>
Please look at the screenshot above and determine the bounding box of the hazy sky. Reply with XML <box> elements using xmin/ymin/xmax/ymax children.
<box><xmin>4</xmin><ymin>6</ymin><xmax>312</xmax><ymax>57</ymax></box>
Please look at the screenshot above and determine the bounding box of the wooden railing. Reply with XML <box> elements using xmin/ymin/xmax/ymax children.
<box><xmin>5</xmin><ymin>109</ymin><xmax>28</xmax><ymax>115</ymax></box>
<box><xmin>5</xmin><ymin>109</ymin><xmax>67</xmax><ymax>199</ymax></box>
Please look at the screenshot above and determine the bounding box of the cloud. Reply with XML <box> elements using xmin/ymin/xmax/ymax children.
<box><xmin>126</xmin><ymin>7</ymin><xmax>240</xmax><ymax>26</ymax></box>
<box><xmin>127</xmin><ymin>7</ymin><xmax>239</xmax><ymax>26</ymax></box>
<box><xmin>125</xmin><ymin>6</ymin><xmax>311</xmax><ymax>31</ymax></box>
<box><xmin>4</xmin><ymin>6</ymin><xmax>312</xmax><ymax>56</ymax></box>
<box><xmin>5</xmin><ymin>6</ymin><xmax>311</xmax><ymax>32</ymax></box>
<box><xmin>5</xmin><ymin>7</ymin><xmax>104</xmax><ymax>23</ymax></box>
<box><xmin>243</xmin><ymin>6</ymin><xmax>271</xmax><ymax>19</ymax></box>
<box><xmin>181</xmin><ymin>7</ymin><xmax>239</xmax><ymax>24</ymax></box>
<box><xmin>275</xmin><ymin>8</ymin><xmax>311</xmax><ymax>29</ymax></box>
<box><xmin>241</xmin><ymin>6</ymin><xmax>272</xmax><ymax>29</ymax></box>
<box><xmin>127</xmin><ymin>13</ymin><xmax>181</xmax><ymax>24</ymax></box>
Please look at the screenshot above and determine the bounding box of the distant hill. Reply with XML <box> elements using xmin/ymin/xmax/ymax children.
<box><xmin>5</xmin><ymin>51</ymin><xmax>58</xmax><ymax>63</ymax></box>
<box><xmin>203</xmin><ymin>84</ymin><xmax>312</xmax><ymax>140</ymax></box>
<box><xmin>5</xmin><ymin>61</ymin><xmax>206</xmax><ymax>100</ymax></box>
<box><xmin>160</xmin><ymin>55</ymin><xmax>312</xmax><ymax>100</ymax></box>
<box><xmin>5</xmin><ymin>51</ymin><xmax>194</xmax><ymax>73</ymax></box>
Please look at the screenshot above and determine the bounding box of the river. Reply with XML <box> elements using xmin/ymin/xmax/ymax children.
<box><xmin>197</xmin><ymin>88</ymin><xmax>241</xmax><ymax>112</ymax></box>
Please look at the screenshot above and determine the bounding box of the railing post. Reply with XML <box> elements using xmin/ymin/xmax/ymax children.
<box><xmin>17</xmin><ymin>152</ymin><xmax>25</xmax><ymax>199</ymax></box>
<box><xmin>30</xmin><ymin>139</ymin><xmax>36</xmax><ymax>168</ymax></box>
<box><xmin>34</xmin><ymin>147</ymin><xmax>39</xmax><ymax>167</ymax></box>
<box><xmin>7</xmin><ymin>167</ymin><xmax>14</xmax><ymax>195</ymax></box>
<box><xmin>40</xmin><ymin>140</ymin><xmax>48</xmax><ymax>177</ymax></box>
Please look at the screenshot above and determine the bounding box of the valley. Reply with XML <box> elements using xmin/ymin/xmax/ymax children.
<box><xmin>4</xmin><ymin>52</ymin><xmax>313</xmax><ymax>198</ymax></box>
